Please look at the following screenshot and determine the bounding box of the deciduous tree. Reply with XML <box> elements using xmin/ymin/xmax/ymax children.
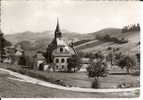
<box><xmin>67</xmin><ymin>55</ymin><xmax>81</xmax><ymax>72</ymax></box>
<box><xmin>117</xmin><ymin>55</ymin><xmax>136</xmax><ymax>74</ymax></box>
<box><xmin>87</xmin><ymin>59</ymin><xmax>108</xmax><ymax>88</ymax></box>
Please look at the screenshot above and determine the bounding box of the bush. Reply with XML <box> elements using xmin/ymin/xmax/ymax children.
<box><xmin>87</xmin><ymin>61</ymin><xmax>108</xmax><ymax>78</ymax></box>
<box><xmin>91</xmin><ymin>78</ymin><xmax>100</xmax><ymax>89</ymax></box>
<box><xmin>107</xmin><ymin>47</ymin><xmax>112</xmax><ymax>51</ymax></box>
<box><xmin>136</xmin><ymin>53</ymin><xmax>140</xmax><ymax>63</ymax></box>
<box><xmin>87</xmin><ymin>59</ymin><xmax>108</xmax><ymax>89</ymax></box>
<box><xmin>67</xmin><ymin>55</ymin><xmax>81</xmax><ymax>72</ymax></box>
<box><xmin>117</xmin><ymin>55</ymin><xmax>136</xmax><ymax>73</ymax></box>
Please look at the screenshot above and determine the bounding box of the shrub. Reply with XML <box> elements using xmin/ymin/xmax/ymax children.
<box><xmin>136</xmin><ymin>53</ymin><xmax>140</xmax><ymax>63</ymax></box>
<box><xmin>91</xmin><ymin>78</ymin><xmax>100</xmax><ymax>89</ymax></box>
<box><xmin>107</xmin><ymin>47</ymin><xmax>112</xmax><ymax>51</ymax></box>
<box><xmin>87</xmin><ymin>61</ymin><xmax>107</xmax><ymax>78</ymax></box>
<box><xmin>117</xmin><ymin>55</ymin><xmax>136</xmax><ymax>74</ymax></box>
<box><xmin>67</xmin><ymin>55</ymin><xmax>81</xmax><ymax>72</ymax></box>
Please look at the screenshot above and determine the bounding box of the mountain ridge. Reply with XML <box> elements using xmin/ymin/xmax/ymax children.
<box><xmin>5</xmin><ymin>28</ymin><xmax>122</xmax><ymax>44</ymax></box>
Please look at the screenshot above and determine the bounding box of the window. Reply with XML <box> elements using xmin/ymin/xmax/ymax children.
<box><xmin>62</xmin><ymin>65</ymin><xmax>64</xmax><ymax>69</ymax></box>
<box><xmin>56</xmin><ymin>66</ymin><xmax>58</xmax><ymax>69</ymax></box>
<box><xmin>61</xmin><ymin>58</ymin><xmax>65</xmax><ymax>63</ymax></box>
<box><xmin>60</xmin><ymin>48</ymin><xmax>63</xmax><ymax>52</ymax></box>
<box><xmin>67</xmin><ymin>58</ymin><xmax>69</xmax><ymax>63</ymax></box>
<box><xmin>55</xmin><ymin>59</ymin><xmax>59</xmax><ymax>63</ymax></box>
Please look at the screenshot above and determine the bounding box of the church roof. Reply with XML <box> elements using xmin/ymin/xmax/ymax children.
<box><xmin>51</xmin><ymin>37</ymin><xmax>75</xmax><ymax>56</ymax></box>
<box><xmin>56</xmin><ymin>38</ymin><xmax>66</xmax><ymax>46</ymax></box>
<box><xmin>52</xmin><ymin>46</ymin><xmax>75</xmax><ymax>57</ymax></box>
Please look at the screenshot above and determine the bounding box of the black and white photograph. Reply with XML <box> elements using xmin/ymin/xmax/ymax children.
<box><xmin>0</xmin><ymin>0</ymin><xmax>141</xmax><ymax>98</ymax></box>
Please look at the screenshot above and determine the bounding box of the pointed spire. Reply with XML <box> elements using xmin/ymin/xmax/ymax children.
<box><xmin>55</xmin><ymin>18</ymin><xmax>62</xmax><ymax>38</ymax></box>
<box><xmin>55</xmin><ymin>18</ymin><xmax>60</xmax><ymax>33</ymax></box>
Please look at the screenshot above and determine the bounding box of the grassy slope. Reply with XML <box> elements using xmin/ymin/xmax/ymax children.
<box><xmin>5</xmin><ymin>28</ymin><xmax>139</xmax><ymax>54</ymax></box>
<box><xmin>75</xmin><ymin>31</ymin><xmax>140</xmax><ymax>54</ymax></box>
<box><xmin>30</xmin><ymin>71</ymin><xmax>139</xmax><ymax>89</ymax></box>
<box><xmin>86</xmin><ymin>28</ymin><xmax>122</xmax><ymax>38</ymax></box>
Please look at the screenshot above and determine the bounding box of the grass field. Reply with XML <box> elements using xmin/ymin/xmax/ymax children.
<box><xmin>0</xmin><ymin>63</ymin><xmax>140</xmax><ymax>98</ymax></box>
<box><xmin>0</xmin><ymin>63</ymin><xmax>140</xmax><ymax>89</ymax></box>
<box><xmin>0</xmin><ymin>71</ymin><xmax>140</xmax><ymax>98</ymax></box>
<box><xmin>32</xmin><ymin>71</ymin><xmax>139</xmax><ymax>88</ymax></box>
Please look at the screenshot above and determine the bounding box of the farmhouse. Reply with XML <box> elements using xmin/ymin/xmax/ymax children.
<box><xmin>46</xmin><ymin>19</ymin><xmax>76</xmax><ymax>71</ymax></box>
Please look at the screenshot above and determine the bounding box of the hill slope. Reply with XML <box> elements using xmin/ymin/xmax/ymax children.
<box><xmin>4</xmin><ymin>28</ymin><xmax>140</xmax><ymax>54</ymax></box>
<box><xmin>75</xmin><ymin>30</ymin><xmax>140</xmax><ymax>54</ymax></box>
<box><xmin>86</xmin><ymin>28</ymin><xmax>122</xmax><ymax>38</ymax></box>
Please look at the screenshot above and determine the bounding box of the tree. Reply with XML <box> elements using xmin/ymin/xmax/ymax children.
<box><xmin>104</xmin><ymin>34</ymin><xmax>111</xmax><ymax>41</ymax></box>
<box><xmin>18</xmin><ymin>51</ymin><xmax>26</xmax><ymax>66</ymax></box>
<box><xmin>87</xmin><ymin>60</ymin><xmax>108</xmax><ymax>88</ymax></box>
<box><xmin>16</xmin><ymin>41</ymin><xmax>32</xmax><ymax>50</ymax></box>
<box><xmin>114</xmin><ymin>52</ymin><xmax>123</xmax><ymax>62</ymax></box>
<box><xmin>67</xmin><ymin>55</ymin><xmax>81</xmax><ymax>72</ymax></box>
<box><xmin>122</xmin><ymin>23</ymin><xmax>140</xmax><ymax>33</ymax></box>
<box><xmin>137</xmin><ymin>24</ymin><xmax>140</xmax><ymax>31</ymax></box>
<box><xmin>117</xmin><ymin>55</ymin><xmax>136</xmax><ymax>74</ymax></box>
<box><xmin>0</xmin><ymin>33</ymin><xmax>12</xmax><ymax>62</ymax></box>
<box><xmin>106</xmin><ymin>52</ymin><xmax>114</xmax><ymax>66</ymax></box>
<box><xmin>94</xmin><ymin>51</ymin><xmax>104</xmax><ymax>60</ymax></box>
<box><xmin>122</xmin><ymin>26</ymin><xmax>128</xmax><ymax>33</ymax></box>
<box><xmin>136</xmin><ymin>53</ymin><xmax>140</xmax><ymax>64</ymax></box>
<box><xmin>0</xmin><ymin>33</ymin><xmax>5</xmax><ymax>62</ymax></box>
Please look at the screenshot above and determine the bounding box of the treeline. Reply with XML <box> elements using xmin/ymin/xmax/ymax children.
<box><xmin>96</xmin><ymin>34</ymin><xmax>128</xmax><ymax>44</ymax></box>
<box><xmin>122</xmin><ymin>23</ymin><xmax>140</xmax><ymax>33</ymax></box>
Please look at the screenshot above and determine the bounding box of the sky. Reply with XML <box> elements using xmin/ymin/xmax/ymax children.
<box><xmin>1</xmin><ymin>0</ymin><xmax>141</xmax><ymax>34</ymax></box>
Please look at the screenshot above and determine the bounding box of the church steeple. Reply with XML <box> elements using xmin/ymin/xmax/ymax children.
<box><xmin>55</xmin><ymin>18</ymin><xmax>62</xmax><ymax>38</ymax></box>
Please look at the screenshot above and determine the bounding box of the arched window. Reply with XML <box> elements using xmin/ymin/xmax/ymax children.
<box><xmin>60</xmin><ymin>48</ymin><xmax>63</xmax><ymax>52</ymax></box>
<box><xmin>55</xmin><ymin>59</ymin><xmax>59</xmax><ymax>63</ymax></box>
<box><xmin>62</xmin><ymin>65</ymin><xmax>64</xmax><ymax>69</ymax></box>
<box><xmin>61</xmin><ymin>58</ymin><xmax>65</xmax><ymax>63</ymax></box>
